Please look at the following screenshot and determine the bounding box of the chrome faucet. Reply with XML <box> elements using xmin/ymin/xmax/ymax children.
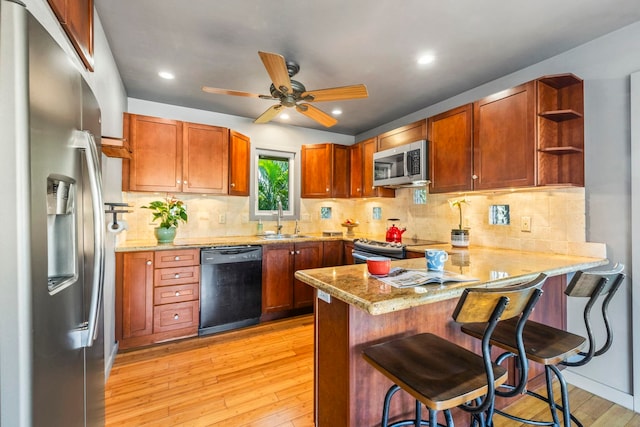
<box><xmin>294</xmin><ymin>220</ymin><xmax>300</xmax><ymax>235</ymax></box>
<box><xmin>276</xmin><ymin>199</ymin><xmax>283</xmax><ymax>235</ymax></box>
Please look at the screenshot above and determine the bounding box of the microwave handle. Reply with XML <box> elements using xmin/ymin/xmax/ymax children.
<box><xmin>403</xmin><ymin>152</ymin><xmax>409</xmax><ymax>177</ymax></box>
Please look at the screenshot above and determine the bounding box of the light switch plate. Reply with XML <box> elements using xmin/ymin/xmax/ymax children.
<box><xmin>521</xmin><ymin>216</ymin><xmax>531</xmax><ymax>232</ymax></box>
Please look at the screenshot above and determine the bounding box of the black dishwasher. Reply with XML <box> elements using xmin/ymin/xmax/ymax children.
<box><xmin>199</xmin><ymin>246</ymin><xmax>262</xmax><ymax>336</ymax></box>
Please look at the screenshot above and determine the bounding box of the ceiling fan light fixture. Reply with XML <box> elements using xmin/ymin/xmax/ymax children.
<box><xmin>332</xmin><ymin>108</ymin><xmax>342</xmax><ymax>115</ymax></box>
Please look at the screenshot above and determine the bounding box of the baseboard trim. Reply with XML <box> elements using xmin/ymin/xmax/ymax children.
<box><xmin>105</xmin><ymin>341</ymin><xmax>119</xmax><ymax>380</ymax></box>
<box><xmin>564</xmin><ymin>370</ymin><xmax>635</xmax><ymax>411</ymax></box>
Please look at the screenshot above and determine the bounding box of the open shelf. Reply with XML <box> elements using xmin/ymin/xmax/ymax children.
<box><xmin>538</xmin><ymin>74</ymin><xmax>582</xmax><ymax>89</ymax></box>
<box><xmin>539</xmin><ymin>109</ymin><xmax>583</xmax><ymax>122</ymax></box>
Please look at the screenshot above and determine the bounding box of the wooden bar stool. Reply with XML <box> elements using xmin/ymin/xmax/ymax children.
<box><xmin>461</xmin><ymin>264</ymin><xmax>625</xmax><ymax>427</ymax></box>
<box><xmin>362</xmin><ymin>274</ymin><xmax>547</xmax><ymax>427</ymax></box>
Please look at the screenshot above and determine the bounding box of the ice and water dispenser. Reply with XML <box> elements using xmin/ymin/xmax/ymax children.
<box><xmin>46</xmin><ymin>174</ymin><xmax>77</xmax><ymax>293</ymax></box>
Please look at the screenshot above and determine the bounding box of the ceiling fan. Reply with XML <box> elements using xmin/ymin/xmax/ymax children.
<box><xmin>202</xmin><ymin>51</ymin><xmax>368</xmax><ymax>127</ymax></box>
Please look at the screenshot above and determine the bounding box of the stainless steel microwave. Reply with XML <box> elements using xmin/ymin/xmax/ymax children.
<box><xmin>373</xmin><ymin>140</ymin><xmax>429</xmax><ymax>188</ymax></box>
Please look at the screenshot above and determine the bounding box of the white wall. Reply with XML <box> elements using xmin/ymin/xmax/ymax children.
<box><xmin>23</xmin><ymin>0</ymin><xmax>128</xmax><ymax>378</ymax></box>
<box><xmin>357</xmin><ymin>22</ymin><xmax>640</xmax><ymax>409</ymax></box>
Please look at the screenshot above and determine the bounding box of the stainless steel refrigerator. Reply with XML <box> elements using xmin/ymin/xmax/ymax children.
<box><xmin>0</xmin><ymin>0</ymin><xmax>106</xmax><ymax>425</ymax></box>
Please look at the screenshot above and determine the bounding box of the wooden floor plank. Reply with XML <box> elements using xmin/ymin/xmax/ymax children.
<box><xmin>105</xmin><ymin>314</ymin><xmax>636</xmax><ymax>426</ymax></box>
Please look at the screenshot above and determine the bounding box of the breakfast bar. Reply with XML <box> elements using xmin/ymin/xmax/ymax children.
<box><xmin>294</xmin><ymin>246</ymin><xmax>608</xmax><ymax>426</ymax></box>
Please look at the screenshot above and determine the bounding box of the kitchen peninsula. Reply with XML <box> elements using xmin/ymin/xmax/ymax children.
<box><xmin>294</xmin><ymin>246</ymin><xmax>607</xmax><ymax>426</ymax></box>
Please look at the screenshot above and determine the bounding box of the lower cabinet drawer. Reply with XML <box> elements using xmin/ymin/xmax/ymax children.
<box><xmin>153</xmin><ymin>301</ymin><xmax>199</xmax><ymax>333</ymax></box>
<box><xmin>154</xmin><ymin>283</ymin><xmax>199</xmax><ymax>305</ymax></box>
<box><xmin>154</xmin><ymin>265</ymin><xmax>200</xmax><ymax>287</ymax></box>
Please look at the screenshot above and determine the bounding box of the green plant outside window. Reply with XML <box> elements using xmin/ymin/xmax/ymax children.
<box><xmin>258</xmin><ymin>154</ymin><xmax>290</xmax><ymax>211</ymax></box>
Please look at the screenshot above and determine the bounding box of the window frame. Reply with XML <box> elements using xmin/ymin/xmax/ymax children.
<box><xmin>250</xmin><ymin>146</ymin><xmax>300</xmax><ymax>222</ymax></box>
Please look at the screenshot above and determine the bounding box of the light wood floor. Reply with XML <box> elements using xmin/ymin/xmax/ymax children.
<box><xmin>105</xmin><ymin>315</ymin><xmax>639</xmax><ymax>426</ymax></box>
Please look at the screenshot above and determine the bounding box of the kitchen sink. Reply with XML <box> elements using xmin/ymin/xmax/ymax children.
<box><xmin>261</xmin><ymin>234</ymin><xmax>311</xmax><ymax>240</ymax></box>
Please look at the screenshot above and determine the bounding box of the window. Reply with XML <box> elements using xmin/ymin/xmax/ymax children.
<box><xmin>251</xmin><ymin>148</ymin><xmax>298</xmax><ymax>220</ymax></box>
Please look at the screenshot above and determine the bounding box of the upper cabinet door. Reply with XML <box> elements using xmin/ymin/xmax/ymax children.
<box><xmin>129</xmin><ymin>114</ymin><xmax>183</xmax><ymax>192</ymax></box>
<box><xmin>229</xmin><ymin>130</ymin><xmax>251</xmax><ymax>196</ymax></box>
<box><xmin>473</xmin><ymin>81</ymin><xmax>536</xmax><ymax>190</ymax></box>
<box><xmin>349</xmin><ymin>142</ymin><xmax>363</xmax><ymax>198</ymax></box>
<box><xmin>183</xmin><ymin>123</ymin><xmax>229</xmax><ymax>194</ymax></box>
<box><xmin>301</xmin><ymin>144</ymin><xmax>332</xmax><ymax>198</ymax></box>
<box><xmin>427</xmin><ymin>104</ymin><xmax>473</xmax><ymax>194</ymax></box>
<box><xmin>377</xmin><ymin>119</ymin><xmax>426</xmax><ymax>151</ymax></box>
<box><xmin>47</xmin><ymin>0</ymin><xmax>94</xmax><ymax>71</ymax></box>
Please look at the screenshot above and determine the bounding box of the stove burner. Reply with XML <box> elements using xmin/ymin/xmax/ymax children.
<box><xmin>354</xmin><ymin>238</ymin><xmax>405</xmax><ymax>249</ymax></box>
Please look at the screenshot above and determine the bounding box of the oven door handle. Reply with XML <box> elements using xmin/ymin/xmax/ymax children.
<box><xmin>352</xmin><ymin>251</ymin><xmax>370</xmax><ymax>263</ymax></box>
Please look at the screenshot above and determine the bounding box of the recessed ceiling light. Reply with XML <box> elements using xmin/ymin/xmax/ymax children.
<box><xmin>332</xmin><ymin>108</ymin><xmax>342</xmax><ymax>116</ymax></box>
<box><xmin>158</xmin><ymin>71</ymin><xmax>175</xmax><ymax>80</ymax></box>
<box><xmin>417</xmin><ymin>53</ymin><xmax>436</xmax><ymax>65</ymax></box>
<box><xmin>280</xmin><ymin>113</ymin><xmax>290</xmax><ymax>120</ymax></box>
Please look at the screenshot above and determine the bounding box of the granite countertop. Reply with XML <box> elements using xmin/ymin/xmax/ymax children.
<box><xmin>293</xmin><ymin>246</ymin><xmax>608</xmax><ymax>315</ymax></box>
<box><xmin>115</xmin><ymin>233</ymin><xmax>351</xmax><ymax>252</ymax></box>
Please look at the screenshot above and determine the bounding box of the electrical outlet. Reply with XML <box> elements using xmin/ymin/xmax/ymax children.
<box><xmin>218</xmin><ymin>213</ymin><xmax>226</xmax><ymax>224</ymax></box>
<box><xmin>521</xmin><ymin>216</ymin><xmax>531</xmax><ymax>232</ymax></box>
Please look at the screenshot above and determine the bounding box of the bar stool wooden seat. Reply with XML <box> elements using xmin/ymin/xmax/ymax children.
<box><xmin>461</xmin><ymin>264</ymin><xmax>625</xmax><ymax>427</ymax></box>
<box><xmin>363</xmin><ymin>274</ymin><xmax>547</xmax><ymax>427</ymax></box>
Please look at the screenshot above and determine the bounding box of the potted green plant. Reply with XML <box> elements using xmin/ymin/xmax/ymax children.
<box><xmin>142</xmin><ymin>195</ymin><xmax>188</xmax><ymax>244</ymax></box>
<box><xmin>449</xmin><ymin>197</ymin><xmax>470</xmax><ymax>248</ymax></box>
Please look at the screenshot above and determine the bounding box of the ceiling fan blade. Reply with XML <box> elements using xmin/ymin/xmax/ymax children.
<box><xmin>296</xmin><ymin>104</ymin><xmax>338</xmax><ymax>127</ymax></box>
<box><xmin>254</xmin><ymin>104</ymin><xmax>283</xmax><ymax>124</ymax></box>
<box><xmin>258</xmin><ymin>51</ymin><xmax>292</xmax><ymax>94</ymax></box>
<box><xmin>201</xmin><ymin>86</ymin><xmax>260</xmax><ymax>98</ymax></box>
<box><xmin>302</xmin><ymin>84</ymin><xmax>368</xmax><ymax>102</ymax></box>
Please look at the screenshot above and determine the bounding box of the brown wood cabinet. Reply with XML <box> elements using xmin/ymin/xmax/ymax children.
<box><xmin>536</xmin><ymin>74</ymin><xmax>584</xmax><ymax>186</ymax></box>
<box><xmin>116</xmin><ymin>249</ymin><xmax>200</xmax><ymax>350</ymax></box>
<box><xmin>473</xmin><ymin>81</ymin><xmax>536</xmax><ymax>190</ymax></box>
<box><xmin>293</xmin><ymin>242</ymin><xmax>325</xmax><ymax>309</ymax></box>
<box><xmin>343</xmin><ymin>241</ymin><xmax>355</xmax><ymax>265</ymax></box>
<box><xmin>124</xmin><ymin>114</ymin><xmax>249</xmax><ymax>195</ymax></box>
<box><xmin>262</xmin><ymin>244</ymin><xmax>295</xmax><ymax>313</ymax></box>
<box><xmin>182</xmin><ymin>122</ymin><xmax>229</xmax><ymax>194</ymax></box>
<box><xmin>47</xmin><ymin>0</ymin><xmax>94</xmax><ymax>71</ymax></box>
<box><xmin>229</xmin><ymin>130</ymin><xmax>251</xmax><ymax>196</ymax></box>
<box><xmin>301</xmin><ymin>143</ymin><xmax>349</xmax><ymax>198</ymax></box>
<box><xmin>348</xmin><ymin>143</ymin><xmax>363</xmax><ymax>198</ymax></box>
<box><xmin>323</xmin><ymin>241</ymin><xmax>345</xmax><ymax>267</ymax></box>
<box><xmin>427</xmin><ymin>74</ymin><xmax>584</xmax><ymax>193</ymax></box>
<box><xmin>347</xmin><ymin>135</ymin><xmax>400</xmax><ymax>199</ymax></box>
<box><xmin>262</xmin><ymin>242</ymin><xmax>325</xmax><ymax>315</ymax></box>
<box><xmin>377</xmin><ymin>119</ymin><xmax>426</xmax><ymax>151</ymax></box>
<box><xmin>427</xmin><ymin>104</ymin><xmax>473</xmax><ymax>193</ymax></box>
<box><xmin>120</xmin><ymin>251</ymin><xmax>154</xmax><ymax>340</ymax></box>
<box><xmin>127</xmin><ymin>114</ymin><xmax>183</xmax><ymax>192</ymax></box>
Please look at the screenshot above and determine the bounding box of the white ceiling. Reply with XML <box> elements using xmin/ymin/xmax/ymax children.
<box><xmin>94</xmin><ymin>0</ymin><xmax>640</xmax><ymax>136</ymax></box>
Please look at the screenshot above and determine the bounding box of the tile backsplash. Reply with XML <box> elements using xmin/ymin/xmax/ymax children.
<box><xmin>119</xmin><ymin>187</ymin><xmax>601</xmax><ymax>257</ymax></box>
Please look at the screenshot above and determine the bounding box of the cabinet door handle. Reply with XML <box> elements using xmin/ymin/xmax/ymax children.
<box><xmin>146</xmin><ymin>260</ymin><xmax>152</xmax><ymax>265</ymax></box>
<box><xmin>472</xmin><ymin>174</ymin><xmax>478</xmax><ymax>180</ymax></box>
<box><xmin>174</xmin><ymin>273</ymin><xmax>180</xmax><ymax>279</ymax></box>
<box><xmin>296</xmin><ymin>250</ymin><xmax>300</xmax><ymax>254</ymax></box>
<box><xmin>183</xmin><ymin>180</ymin><xmax>188</xmax><ymax>185</ymax></box>
<box><xmin>174</xmin><ymin>256</ymin><xmax>180</xmax><ymax>261</ymax></box>
<box><xmin>175</xmin><ymin>291</ymin><xmax>180</xmax><ymax>297</ymax></box>
<box><xmin>290</xmin><ymin>251</ymin><xmax>295</xmax><ymax>255</ymax></box>
<box><xmin>326</xmin><ymin>188</ymin><xmax>329</xmax><ymax>192</ymax></box>
<box><xmin>173</xmin><ymin>314</ymin><xmax>179</xmax><ymax>320</ymax></box>
<box><xmin>230</xmin><ymin>183</ymin><xmax>236</xmax><ymax>187</ymax></box>
<box><xmin>176</xmin><ymin>179</ymin><xmax>181</xmax><ymax>184</ymax></box>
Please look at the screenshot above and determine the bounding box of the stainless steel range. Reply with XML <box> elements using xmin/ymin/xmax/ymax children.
<box><xmin>352</xmin><ymin>238</ymin><xmax>447</xmax><ymax>263</ymax></box>
<box><xmin>352</xmin><ymin>239</ymin><xmax>406</xmax><ymax>263</ymax></box>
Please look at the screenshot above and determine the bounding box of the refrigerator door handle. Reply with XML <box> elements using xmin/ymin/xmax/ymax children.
<box><xmin>73</xmin><ymin>130</ymin><xmax>105</xmax><ymax>347</ymax></box>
